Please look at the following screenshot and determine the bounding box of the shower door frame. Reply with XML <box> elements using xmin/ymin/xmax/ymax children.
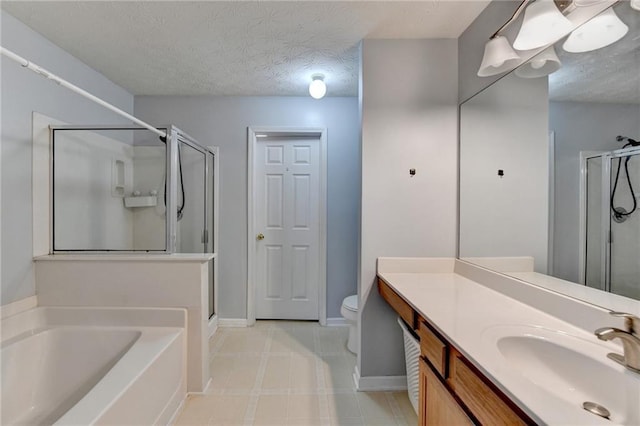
<box><xmin>578</xmin><ymin>150</ymin><xmax>607</xmax><ymax>289</ymax></box>
<box><xmin>172</xmin><ymin>127</ymin><xmax>214</xmax><ymax>254</ymax></box>
<box><xmin>48</xmin><ymin>124</ymin><xmax>215</xmax><ymax>255</ymax></box>
<box><xmin>579</xmin><ymin>146</ymin><xmax>640</xmax><ymax>292</ymax></box>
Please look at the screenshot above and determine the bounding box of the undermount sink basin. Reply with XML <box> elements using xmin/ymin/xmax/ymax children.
<box><xmin>483</xmin><ymin>325</ymin><xmax>640</xmax><ymax>424</ymax></box>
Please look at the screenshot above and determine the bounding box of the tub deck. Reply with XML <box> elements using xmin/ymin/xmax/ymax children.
<box><xmin>1</xmin><ymin>307</ymin><xmax>187</xmax><ymax>426</ymax></box>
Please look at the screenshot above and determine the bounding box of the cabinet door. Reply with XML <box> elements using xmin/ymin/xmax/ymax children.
<box><xmin>419</xmin><ymin>358</ymin><xmax>428</xmax><ymax>426</ymax></box>
<box><xmin>449</xmin><ymin>350</ymin><xmax>527</xmax><ymax>425</ymax></box>
<box><xmin>420</xmin><ymin>358</ymin><xmax>472</xmax><ymax>426</ymax></box>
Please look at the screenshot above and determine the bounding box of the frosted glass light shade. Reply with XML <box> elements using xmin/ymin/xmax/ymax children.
<box><xmin>562</xmin><ymin>8</ymin><xmax>628</xmax><ymax>53</ymax></box>
<box><xmin>632</xmin><ymin>0</ymin><xmax>640</xmax><ymax>11</ymax></box>
<box><xmin>513</xmin><ymin>0</ymin><xmax>574</xmax><ymax>51</ymax></box>
<box><xmin>309</xmin><ymin>76</ymin><xmax>326</xmax><ymax>99</ymax></box>
<box><xmin>573</xmin><ymin>0</ymin><xmax>608</xmax><ymax>5</ymax></box>
<box><xmin>477</xmin><ymin>36</ymin><xmax>521</xmax><ymax>77</ymax></box>
<box><xmin>515</xmin><ymin>46</ymin><xmax>561</xmax><ymax>78</ymax></box>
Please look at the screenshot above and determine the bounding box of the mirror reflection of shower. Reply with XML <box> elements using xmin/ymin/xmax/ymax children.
<box><xmin>610</xmin><ymin>136</ymin><xmax>640</xmax><ymax>223</ymax></box>
<box><xmin>583</xmin><ymin>141</ymin><xmax>640</xmax><ymax>300</ymax></box>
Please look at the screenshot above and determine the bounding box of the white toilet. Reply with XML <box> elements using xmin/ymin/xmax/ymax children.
<box><xmin>341</xmin><ymin>295</ymin><xmax>359</xmax><ymax>354</ymax></box>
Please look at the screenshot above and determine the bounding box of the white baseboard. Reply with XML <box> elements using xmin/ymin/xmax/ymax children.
<box><xmin>326</xmin><ymin>317</ymin><xmax>350</xmax><ymax>326</ymax></box>
<box><xmin>187</xmin><ymin>377</ymin><xmax>213</xmax><ymax>396</ymax></box>
<box><xmin>0</xmin><ymin>295</ymin><xmax>38</xmax><ymax>319</ymax></box>
<box><xmin>208</xmin><ymin>315</ymin><xmax>218</xmax><ymax>337</ymax></box>
<box><xmin>353</xmin><ymin>366</ymin><xmax>408</xmax><ymax>391</ymax></box>
<box><xmin>218</xmin><ymin>318</ymin><xmax>248</xmax><ymax>328</ymax></box>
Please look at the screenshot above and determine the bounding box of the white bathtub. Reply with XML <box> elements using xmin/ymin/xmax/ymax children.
<box><xmin>1</xmin><ymin>307</ymin><xmax>187</xmax><ymax>425</ymax></box>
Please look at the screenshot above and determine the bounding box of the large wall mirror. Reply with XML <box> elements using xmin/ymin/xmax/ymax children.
<box><xmin>459</xmin><ymin>1</ymin><xmax>640</xmax><ymax>307</ymax></box>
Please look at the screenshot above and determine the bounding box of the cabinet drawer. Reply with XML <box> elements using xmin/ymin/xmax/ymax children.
<box><xmin>421</xmin><ymin>358</ymin><xmax>473</xmax><ymax>426</ymax></box>
<box><xmin>449</xmin><ymin>350</ymin><xmax>527</xmax><ymax>425</ymax></box>
<box><xmin>378</xmin><ymin>278</ymin><xmax>414</xmax><ymax>328</ymax></box>
<box><xmin>418</xmin><ymin>320</ymin><xmax>447</xmax><ymax>377</ymax></box>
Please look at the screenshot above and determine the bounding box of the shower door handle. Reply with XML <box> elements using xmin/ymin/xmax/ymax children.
<box><xmin>256</xmin><ymin>233</ymin><xmax>265</xmax><ymax>241</ymax></box>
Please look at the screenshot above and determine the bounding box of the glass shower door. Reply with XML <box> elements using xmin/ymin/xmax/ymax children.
<box><xmin>206</xmin><ymin>150</ymin><xmax>216</xmax><ymax>318</ymax></box>
<box><xmin>175</xmin><ymin>140</ymin><xmax>217</xmax><ymax>318</ymax></box>
<box><xmin>584</xmin><ymin>155</ymin><xmax>605</xmax><ymax>290</ymax></box>
<box><xmin>609</xmin><ymin>151</ymin><xmax>640</xmax><ymax>300</ymax></box>
<box><xmin>176</xmin><ymin>140</ymin><xmax>207</xmax><ymax>253</ymax></box>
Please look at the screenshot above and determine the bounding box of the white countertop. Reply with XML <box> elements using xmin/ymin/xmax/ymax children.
<box><xmin>508</xmin><ymin>271</ymin><xmax>640</xmax><ymax>316</ymax></box>
<box><xmin>377</xmin><ymin>268</ymin><xmax>636</xmax><ymax>425</ymax></box>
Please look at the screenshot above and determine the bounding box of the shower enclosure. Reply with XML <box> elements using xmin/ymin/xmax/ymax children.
<box><xmin>582</xmin><ymin>146</ymin><xmax>640</xmax><ymax>300</ymax></box>
<box><xmin>50</xmin><ymin>124</ymin><xmax>218</xmax><ymax>317</ymax></box>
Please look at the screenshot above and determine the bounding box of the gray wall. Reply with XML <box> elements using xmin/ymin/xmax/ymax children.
<box><xmin>1</xmin><ymin>10</ymin><xmax>134</xmax><ymax>305</ymax></box>
<box><xmin>134</xmin><ymin>96</ymin><xmax>360</xmax><ymax>319</ymax></box>
<box><xmin>358</xmin><ymin>39</ymin><xmax>458</xmax><ymax>378</ymax></box>
<box><xmin>550</xmin><ymin>101</ymin><xmax>640</xmax><ymax>283</ymax></box>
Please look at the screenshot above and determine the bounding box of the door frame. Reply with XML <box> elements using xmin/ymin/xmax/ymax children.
<box><xmin>208</xmin><ymin>146</ymin><xmax>220</xmax><ymax>333</ymax></box>
<box><xmin>547</xmin><ymin>131</ymin><xmax>555</xmax><ymax>276</ymax></box>
<box><xmin>247</xmin><ymin>126</ymin><xmax>328</xmax><ymax>326</ymax></box>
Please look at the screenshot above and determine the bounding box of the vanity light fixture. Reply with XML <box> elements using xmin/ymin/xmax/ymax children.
<box><xmin>515</xmin><ymin>46</ymin><xmax>562</xmax><ymax>78</ymax></box>
<box><xmin>309</xmin><ymin>74</ymin><xmax>327</xmax><ymax>99</ymax></box>
<box><xmin>562</xmin><ymin>8</ymin><xmax>628</xmax><ymax>53</ymax></box>
<box><xmin>477</xmin><ymin>0</ymin><xmax>532</xmax><ymax>77</ymax></box>
<box><xmin>513</xmin><ymin>0</ymin><xmax>574</xmax><ymax>50</ymax></box>
<box><xmin>477</xmin><ymin>36</ymin><xmax>522</xmax><ymax>77</ymax></box>
<box><xmin>477</xmin><ymin>0</ymin><xmax>571</xmax><ymax>77</ymax></box>
<box><xmin>632</xmin><ymin>0</ymin><xmax>640</xmax><ymax>11</ymax></box>
<box><xmin>476</xmin><ymin>0</ymin><xmax>619</xmax><ymax>78</ymax></box>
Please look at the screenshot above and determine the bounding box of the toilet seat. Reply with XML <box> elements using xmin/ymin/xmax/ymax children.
<box><xmin>342</xmin><ymin>295</ymin><xmax>358</xmax><ymax>312</ymax></box>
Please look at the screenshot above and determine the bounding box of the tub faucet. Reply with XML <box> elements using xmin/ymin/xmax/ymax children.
<box><xmin>595</xmin><ymin>312</ymin><xmax>640</xmax><ymax>373</ymax></box>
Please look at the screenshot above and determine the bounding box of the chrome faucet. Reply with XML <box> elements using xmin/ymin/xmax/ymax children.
<box><xmin>595</xmin><ymin>312</ymin><xmax>640</xmax><ymax>373</ymax></box>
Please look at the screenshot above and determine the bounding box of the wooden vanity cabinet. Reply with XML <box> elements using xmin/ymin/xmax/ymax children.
<box><xmin>378</xmin><ymin>278</ymin><xmax>535</xmax><ymax>426</ymax></box>
<box><xmin>448</xmin><ymin>348</ymin><xmax>528</xmax><ymax>425</ymax></box>
<box><xmin>378</xmin><ymin>278</ymin><xmax>415</xmax><ymax>328</ymax></box>
<box><xmin>417</xmin><ymin>319</ymin><xmax>447</xmax><ymax>377</ymax></box>
<box><xmin>420</xmin><ymin>358</ymin><xmax>473</xmax><ymax>426</ymax></box>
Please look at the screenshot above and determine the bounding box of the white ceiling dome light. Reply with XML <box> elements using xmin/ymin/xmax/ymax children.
<box><xmin>563</xmin><ymin>8</ymin><xmax>628</xmax><ymax>53</ymax></box>
<box><xmin>309</xmin><ymin>74</ymin><xmax>327</xmax><ymax>99</ymax></box>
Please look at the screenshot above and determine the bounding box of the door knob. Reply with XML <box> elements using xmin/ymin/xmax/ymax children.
<box><xmin>257</xmin><ymin>233</ymin><xmax>265</xmax><ymax>241</ymax></box>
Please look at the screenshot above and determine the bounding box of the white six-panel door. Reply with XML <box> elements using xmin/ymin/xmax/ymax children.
<box><xmin>254</xmin><ymin>137</ymin><xmax>320</xmax><ymax>319</ymax></box>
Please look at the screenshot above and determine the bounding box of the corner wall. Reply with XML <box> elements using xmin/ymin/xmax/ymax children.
<box><xmin>1</xmin><ymin>11</ymin><xmax>134</xmax><ymax>305</ymax></box>
<box><xmin>358</xmin><ymin>39</ymin><xmax>458</xmax><ymax>379</ymax></box>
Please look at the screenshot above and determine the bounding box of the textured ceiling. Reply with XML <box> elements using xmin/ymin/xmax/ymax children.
<box><xmin>1</xmin><ymin>1</ymin><xmax>490</xmax><ymax>97</ymax></box>
<box><xmin>549</xmin><ymin>1</ymin><xmax>640</xmax><ymax>104</ymax></box>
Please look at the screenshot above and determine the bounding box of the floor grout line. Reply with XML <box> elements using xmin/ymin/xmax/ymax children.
<box><xmin>178</xmin><ymin>321</ymin><xmax>416</xmax><ymax>426</ymax></box>
<box><xmin>386</xmin><ymin>391</ymin><xmax>408</xmax><ymax>426</ymax></box>
<box><xmin>243</xmin><ymin>324</ymin><xmax>276</xmax><ymax>425</ymax></box>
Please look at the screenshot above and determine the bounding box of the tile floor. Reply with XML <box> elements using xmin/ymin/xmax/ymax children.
<box><xmin>175</xmin><ymin>321</ymin><xmax>418</xmax><ymax>426</ymax></box>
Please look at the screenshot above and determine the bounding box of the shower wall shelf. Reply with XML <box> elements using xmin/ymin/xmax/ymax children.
<box><xmin>124</xmin><ymin>195</ymin><xmax>157</xmax><ymax>208</ymax></box>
